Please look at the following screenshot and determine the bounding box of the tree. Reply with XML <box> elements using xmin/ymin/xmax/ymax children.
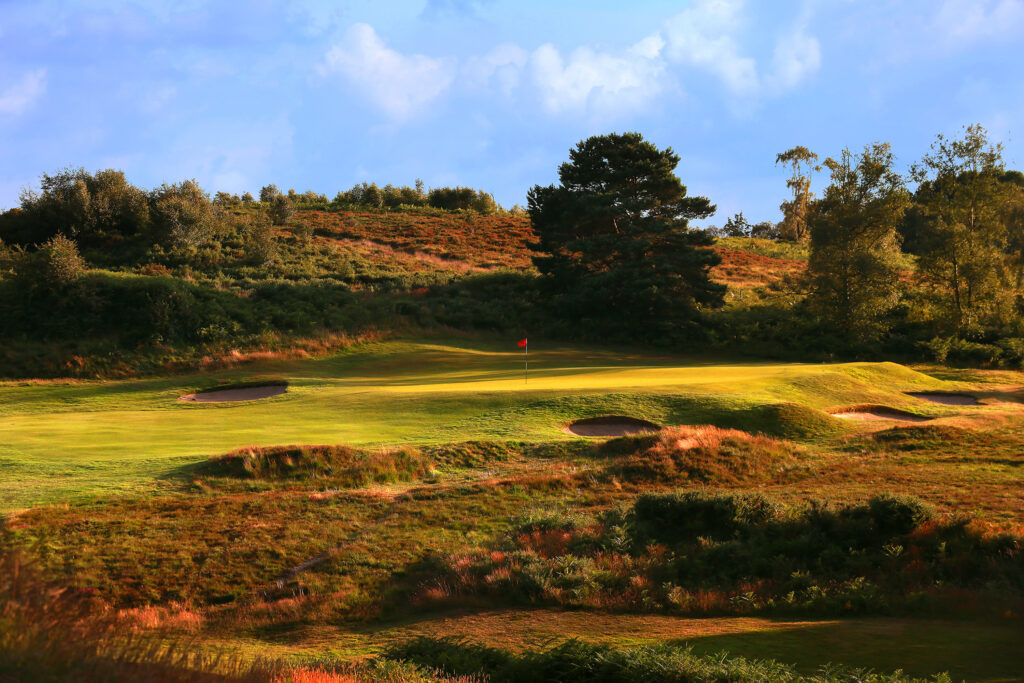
<box><xmin>722</xmin><ymin>212</ymin><xmax>751</xmax><ymax>237</ymax></box>
<box><xmin>911</xmin><ymin>125</ymin><xmax>1014</xmax><ymax>333</ymax></box>
<box><xmin>149</xmin><ymin>180</ymin><xmax>216</xmax><ymax>250</ymax></box>
<box><xmin>528</xmin><ymin>132</ymin><xmax>723</xmax><ymax>342</ymax></box>
<box><xmin>776</xmin><ymin>146</ymin><xmax>819</xmax><ymax>241</ymax></box>
<box><xmin>806</xmin><ymin>143</ymin><xmax>910</xmax><ymax>343</ymax></box>
<box><xmin>0</xmin><ymin>168</ymin><xmax>148</xmax><ymax>248</ymax></box>
<box><xmin>750</xmin><ymin>221</ymin><xmax>780</xmax><ymax>239</ymax></box>
<box><xmin>11</xmin><ymin>234</ymin><xmax>87</xmax><ymax>297</ymax></box>
<box><xmin>268</xmin><ymin>195</ymin><xmax>294</xmax><ymax>225</ymax></box>
<box><xmin>1000</xmin><ymin>170</ymin><xmax>1024</xmax><ymax>293</ymax></box>
<box><xmin>259</xmin><ymin>184</ymin><xmax>281</xmax><ymax>202</ymax></box>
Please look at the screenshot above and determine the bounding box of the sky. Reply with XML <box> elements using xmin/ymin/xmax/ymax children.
<box><xmin>1</xmin><ymin>0</ymin><xmax>1022</xmax><ymax>226</ymax></box>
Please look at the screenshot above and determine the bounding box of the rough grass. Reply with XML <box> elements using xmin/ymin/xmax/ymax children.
<box><xmin>412</xmin><ymin>492</ymin><xmax>1024</xmax><ymax>618</ymax></box>
<box><xmin>201</xmin><ymin>444</ymin><xmax>430</xmax><ymax>484</ymax></box>
<box><xmin>605</xmin><ymin>425</ymin><xmax>810</xmax><ymax>486</ymax></box>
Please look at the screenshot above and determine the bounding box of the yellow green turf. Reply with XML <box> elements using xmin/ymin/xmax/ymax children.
<box><xmin>0</xmin><ymin>339</ymin><xmax>957</xmax><ymax>509</ymax></box>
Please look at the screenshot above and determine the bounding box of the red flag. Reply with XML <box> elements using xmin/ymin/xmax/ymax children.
<box><xmin>517</xmin><ymin>338</ymin><xmax>528</xmax><ymax>347</ymax></box>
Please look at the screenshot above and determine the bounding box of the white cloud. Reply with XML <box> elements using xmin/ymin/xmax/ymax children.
<box><xmin>463</xmin><ymin>43</ymin><xmax>528</xmax><ymax>95</ymax></box>
<box><xmin>768</xmin><ymin>28</ymin><xmax>821</xmax><ymax>91</ymax></box>
<box><xmin>528</xmin><ymin>38</ymin><xmax>668</xmax><ymax>116</ymax></box>
<box><xmin>320</xmin><ymin>23</ymin><xmax>456</xmax><ymax>121</ymax></box>
<box><xmin>0</xmin><ymin>69</ymin><xmax>47</xmax><ymax>115</ymax></box>
<box><xmin>661</xmin><ymin>0</ymin><xmax>758</xmax><ymax>95</ymax></box>
<box><xmin>659</xmin><ymin>0</ymin><xmax>821</xmax><ymax>97</ymax></box>
<box><xmin>933</xmin><ymin>0</ymin><xmax>1024</xmax><ymax>42</ymax></box>
<box><xmin>318</xmin><ymin>6</ymin><xmax>821</xmax><ymax>124</ymax></box>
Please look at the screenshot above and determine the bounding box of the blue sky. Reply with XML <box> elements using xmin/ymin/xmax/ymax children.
<box><xmin>1</xmin><ymin>0</ymin><xmax>1022</xmax><ymax>226</ymax></box>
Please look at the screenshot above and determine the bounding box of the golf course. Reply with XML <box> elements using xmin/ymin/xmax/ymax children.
<box><xmin>0</xmin><ymin>339</ymin><xmax>972</xmax><ymax>509</ymax></box>
<box><xmin>3</xmin><ymin>337</ymin><xmax>1024</xmax><ymax>681</ymax></box>
<box><xmin>2</xmin><ymin>68</ymin><xmax>1024</xmax><ymax>677</ymax></box>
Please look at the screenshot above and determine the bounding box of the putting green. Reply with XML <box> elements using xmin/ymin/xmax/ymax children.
<box><xmin>0</xmin><ymin>340</ymin><xmax>950</xmax><ymax>510</ymax></box>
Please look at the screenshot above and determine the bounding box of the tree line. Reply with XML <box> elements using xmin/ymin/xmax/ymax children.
<box><xmin>213</xmin><ymin>180</ymin><xmax>505</xmax><ymax>214</ymax></box>
<box><xmin>1</xmin><ymin>125</ymin><xmax>1023</xmax><ymax>376</ymax></box>
<box><xmin>526</xmin><ymin>126</ymin><xmax>1024</xmax><ymax>363</ymax></box>
<box><xmin>797</xmin><ymin>126</ymin><xmax>1023</xmax><ymax>356</ymax></box>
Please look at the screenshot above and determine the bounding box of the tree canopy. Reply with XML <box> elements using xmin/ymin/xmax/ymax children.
<box><xmin>806</xmin><ymin>143</ymin><xmax>909</xmax><ymax>343</ymax></box>
<box><xmin>528</xmin><ymin>132</ymin><xmax>723</xmax><ymax>342</ymax></box>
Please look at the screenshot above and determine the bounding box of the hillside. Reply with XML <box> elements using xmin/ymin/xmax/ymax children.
<box><xmin>291</xmin><ymin>209</ymin><xmax>806</xmax><ymax>287</ymax></box>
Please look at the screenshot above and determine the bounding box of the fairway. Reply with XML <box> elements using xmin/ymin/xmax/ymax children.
<box><xmin>0</xmin><ymin>340</ymin><xmax>955</xmax><ymax>509</ymax></box>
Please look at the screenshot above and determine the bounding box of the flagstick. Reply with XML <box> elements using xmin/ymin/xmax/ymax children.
<box><xmin>524</xmin><ymin>342</ymin><xmax>528</xmax><ymax>384</ymax></box>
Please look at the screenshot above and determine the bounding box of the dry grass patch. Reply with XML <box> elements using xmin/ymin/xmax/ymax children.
<box><xmin>607</xmin><ymin>425</ymin><xmax>811</xmax><ymax>486</ymax></box>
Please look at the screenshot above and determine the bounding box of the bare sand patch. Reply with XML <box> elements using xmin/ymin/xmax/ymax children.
<box><xmin>179</xmin><ymin>382</ymin><xmax>288</xmax><ymax>403</ymax></box>
<box><xmin>564</xmin><ymin>416</ymin><xmax>661</xmax><ymax>437</ymax></box>
<box><xmin>906</xmin><ymin>392</ymin><xmax>980</xmax><ymax>406</ymax></box>
<box><xmin>831</xmin><ymin>406</ymin><xmax>931</xmax><ymax>423</ymax></box>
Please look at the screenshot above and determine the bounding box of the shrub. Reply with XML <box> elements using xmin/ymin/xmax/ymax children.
<box><xmin>630</xmin><ymin>491</ymin><xmax>780</xmax><ymax>546</ymax></box>
<box><xmin>269</xmin><ymin>195</ymin><xmax>294</xmax><ymax>225</ymax></box>
<box><xmin>412</xmin><ymin>492</ymin><xmax>1023</xmax><ymax>618</ymax></box>
<box><xmin>14</xmin><ymin>234</ymin><xmax>87</xmax><ymax>291</ymax></box>
<box><xmin>149</xmin><ymin>180</ymin><xmax>216</xmax><ymax>250</ymax></box>
<box><xmin>867</xmin><ymin>495</ymin><xmax>935</xmax><ymax>536</ymax></box>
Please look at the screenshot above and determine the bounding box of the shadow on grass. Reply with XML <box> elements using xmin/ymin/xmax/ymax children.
<box><xmin>673</xmin><ymin>618</ymin><xmax>1024</xmax><ymax>682</ymax></box>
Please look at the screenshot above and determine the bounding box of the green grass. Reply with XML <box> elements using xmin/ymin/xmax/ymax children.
<box><xmin>0</xmin><ymin>339</ymin><xmax>959</xmax><ymax>510</ymax></box>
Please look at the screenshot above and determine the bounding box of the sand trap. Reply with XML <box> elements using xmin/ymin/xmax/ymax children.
<box><xmin>564</xmin><ymin>416</ymin><xmax>661</xmax><ymax>437</ymax></box>
<box><xmin>831</xmin><ymin>408</ymin><xmax>931</xmax><ymax>422</ymax></box>
<box><xmin>180</xmin><ymin>382</ymin><xmax>288</xmax><ymax>403</ymax></box>
<box><xmin>906</xmin><ymin>392</ymin><xmax>980</xmax><ymax>406</ymax></box>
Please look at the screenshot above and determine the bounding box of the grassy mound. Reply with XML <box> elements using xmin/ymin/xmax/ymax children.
<box><xmin>716</xmin><ymin>402</ymin><xmax>847</xmax><ymax>439</ymax></box>
<box><xmin>199</xmin><ymin>440</ymin><xmax>527</xmax><ymax>486</ymax></box>
<box><xmin>605</xmin><ymin>425</ymin><xmax>808</xmax><ymax>485</ymax></box>
<box><xmin>870</xmin><ymin>425</ymin><xmax>970</xmax><ymax>450</ymax></box>
<box><xmin>200</xmin><ymin>444</ymin><xmax>429</xmax><ymax>485</ymax></box>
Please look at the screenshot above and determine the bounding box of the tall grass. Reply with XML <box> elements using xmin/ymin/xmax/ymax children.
<box><xmin>0</xmin><ymin>546</ymin><xmax>479</xmax><ymax>682</ymax></box>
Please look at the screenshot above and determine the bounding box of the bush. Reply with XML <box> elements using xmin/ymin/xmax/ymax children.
<box><xmin>13</xmin><ymin>234</ymin><xmax>87</xmax><ymax>291</ymax></box>
<box><xmin>413</xmin><ymin>492</ymin><xmax>1023</xmax><ymax>618</ymax></box>
<box><xmin>149</xmin><ymin>180</ymin><xmax>216</xmax><ymax>250</ymax></box>
<box><xmin>630</xmin><ymin>491</ymin><xmax>780</xmax><ymax>546</ymax></box>
<box><xmin>868</xmin><ymin>495</ymin><xmax>935</xmax><ymax>535</ymax></box>
<box><xmin>921</xmin><ymin>336</ymin><xmax>1004</xmax><ymax>367</ymax></box>
<box><xmin>268</xmin><ymin>195</ymin><xmax>294</xmax><ymax>225</ymax></box>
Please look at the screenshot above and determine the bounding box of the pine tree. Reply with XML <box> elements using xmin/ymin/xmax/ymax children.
<box><xmin>528</xmin><ymin>133</ymin><xmax>723</xmax><ymax>342</ymax></box>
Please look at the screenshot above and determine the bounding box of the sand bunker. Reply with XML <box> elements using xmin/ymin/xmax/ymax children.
<box><xmin>906</xmin><ymin>392</ymin><xmax>980</xmax><ymax>406</ymax></box>
<box><xmin>564</xmin><ymin>416</ymin><xmax>661</xmax><ymax>437</ymax></box>
<box><xmin>180</xmin><ymin>382</ymin><xmax>288</xmax><ymax>403</ymax></box>
<box><xmin>831</xmin><ymin>407</ymin><xmax>931</xmax><ymax>422</ymax></box>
